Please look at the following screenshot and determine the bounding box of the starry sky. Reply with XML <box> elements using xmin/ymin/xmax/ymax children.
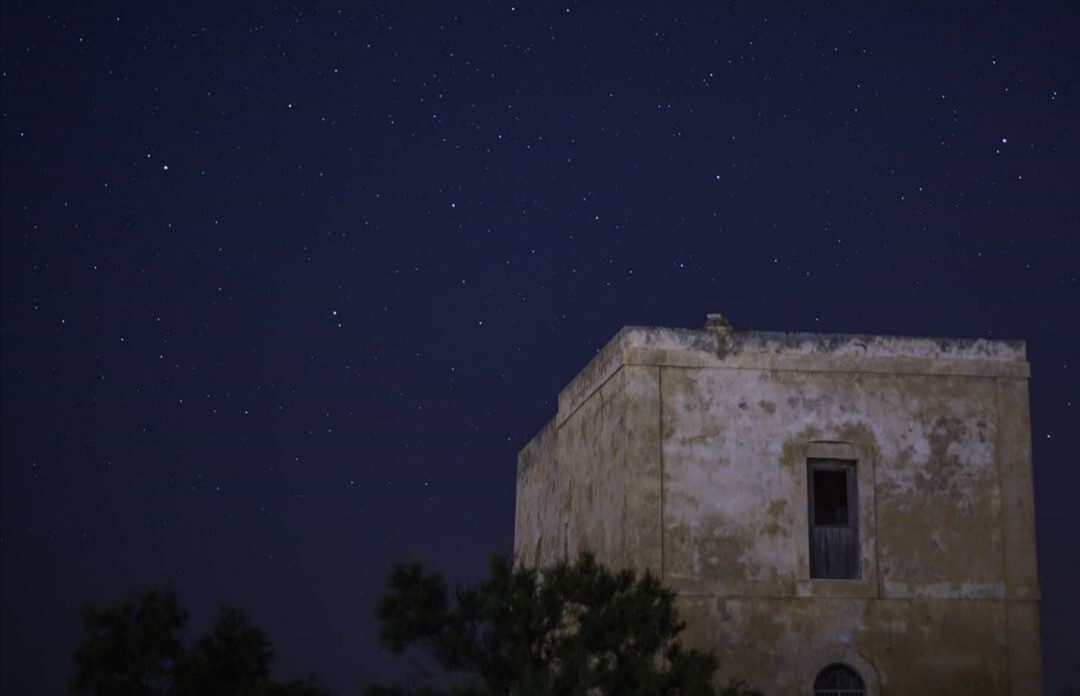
<box><xmin>1</xmin><ymin>2</ymin><xmax>1078</xmax><ymax>694</ymax></box>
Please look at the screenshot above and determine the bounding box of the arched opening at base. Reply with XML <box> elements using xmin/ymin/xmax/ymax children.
<box><xmin>814</xmin><ymin>663</ymin><xmax>866</xmax><ymax>696</ymax></box>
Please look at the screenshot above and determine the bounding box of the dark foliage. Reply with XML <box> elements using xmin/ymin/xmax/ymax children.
<box><xmin>367</xmin><ymin>553</ymin><xmax>761</xmax><ymax>696</ymax></box>
<box><xmin>172</xmin><ymin>606</ymin><xmax>275</xmax><ymax>696</ymax></box>
<box><xmin>71</xmin><ymin>589</ymin><xmax>332</xmax><ymax>696</ymax></box>
<box><xmin>71</xmin><ymin>589</ymin><xmax>188</xmax><ymax>696</ymax></box>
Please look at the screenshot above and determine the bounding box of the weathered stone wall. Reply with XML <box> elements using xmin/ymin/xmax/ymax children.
<box><xmin>514</xmin><ymin>325</ymin><xmax>1041</xmax><ymax>695</ymax></box>
<box><xmin>559</xmin><ymin>366</ymin><xmax>627</xmax><ymax>566</ymax></box>
<box><xmin>662</xmin><ymin>367</ymin><xmax>1003</xmax><ymax>597</ymax></box>
<box><xmin>514</xmin><ymin>416</ymin><xmax>559</xmax><ymax>567</ymax></box>
<box><xmin>678</xmin><ymin>595</ymin><xmax>1011</xmax><ymax>694</ymax></box>
<box><xmin>515</xmin><ymin>359</ymin><xmax>630</xmax><ymax>570</ymax></box>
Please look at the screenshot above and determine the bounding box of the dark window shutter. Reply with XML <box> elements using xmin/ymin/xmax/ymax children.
<box><xmin>808</xmin><ymin>459</ymin><xmax>860</xmax><ymax>579</ymax></box>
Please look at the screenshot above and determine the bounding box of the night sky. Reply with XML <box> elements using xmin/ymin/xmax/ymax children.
<box><xmin>1</xmin><ymin>2</ymin><xmax>1078</xmax><ymax>694</ymax></box>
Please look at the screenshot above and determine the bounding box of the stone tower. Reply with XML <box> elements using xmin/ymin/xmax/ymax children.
<box><xmin>513</xmin><ymin>320</ymin><xmax>1041</xmax><ymax>695</ymax></box>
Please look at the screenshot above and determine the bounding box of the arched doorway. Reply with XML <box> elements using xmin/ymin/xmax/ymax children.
<box><xmin>813</xmin><ymin>663</ymin><xmax>866</xmax><ymax>696</ymax></box>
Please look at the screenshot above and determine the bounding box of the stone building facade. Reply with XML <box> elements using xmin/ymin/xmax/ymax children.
<box><xmin>513</xmin><ymin>319</ymin><xmax>1041</xmax><ymax>695</ymax></box>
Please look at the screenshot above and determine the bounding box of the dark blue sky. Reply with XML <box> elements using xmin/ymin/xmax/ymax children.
<box><xmin>1</xmin><ymin>1</ymin><xmax>1077</xmax><ymax>693</ymax></box>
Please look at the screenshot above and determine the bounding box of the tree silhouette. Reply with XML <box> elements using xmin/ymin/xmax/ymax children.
<box><xmin>367</xmin><ymin>553</ymin><xmax>761</xmax><ymax>696</ymax></box>
<box><xmin>173</xmin><ymin>606</ymin><xmax>274</xmax><ymax>696</ymax></box>
<box><xmin>71</xmin><ymin>589</ymin><xmax>332</xmax><ymax>696</ymax></box>
<box><xmin>71</xmin><ymin>589</ymin><xmax>187</xmax><ymax>696</ymax></box>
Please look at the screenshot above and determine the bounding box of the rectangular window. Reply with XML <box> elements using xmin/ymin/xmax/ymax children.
<box><xmin>808</xmin><ymin>459</ymin><xmax>859</xmax><ymax>579</ymax></box>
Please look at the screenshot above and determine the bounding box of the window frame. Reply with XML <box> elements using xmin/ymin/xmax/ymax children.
<box><xmin>807</xmin><ymin>458</ymin><xmax>860</xmax><ymax>579</ymax></box>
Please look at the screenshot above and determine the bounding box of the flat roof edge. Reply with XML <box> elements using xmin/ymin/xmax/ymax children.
<box><xmin>552</xmin><ymin>325</ymin><xmax>1028</xmax><ymax>424</ymax></box>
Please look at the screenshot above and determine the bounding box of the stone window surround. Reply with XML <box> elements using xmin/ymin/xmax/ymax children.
<box><xmin>794</xmin><ymin>441</ymin><xmax>879</xmax><ymax>599</ymax></box>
